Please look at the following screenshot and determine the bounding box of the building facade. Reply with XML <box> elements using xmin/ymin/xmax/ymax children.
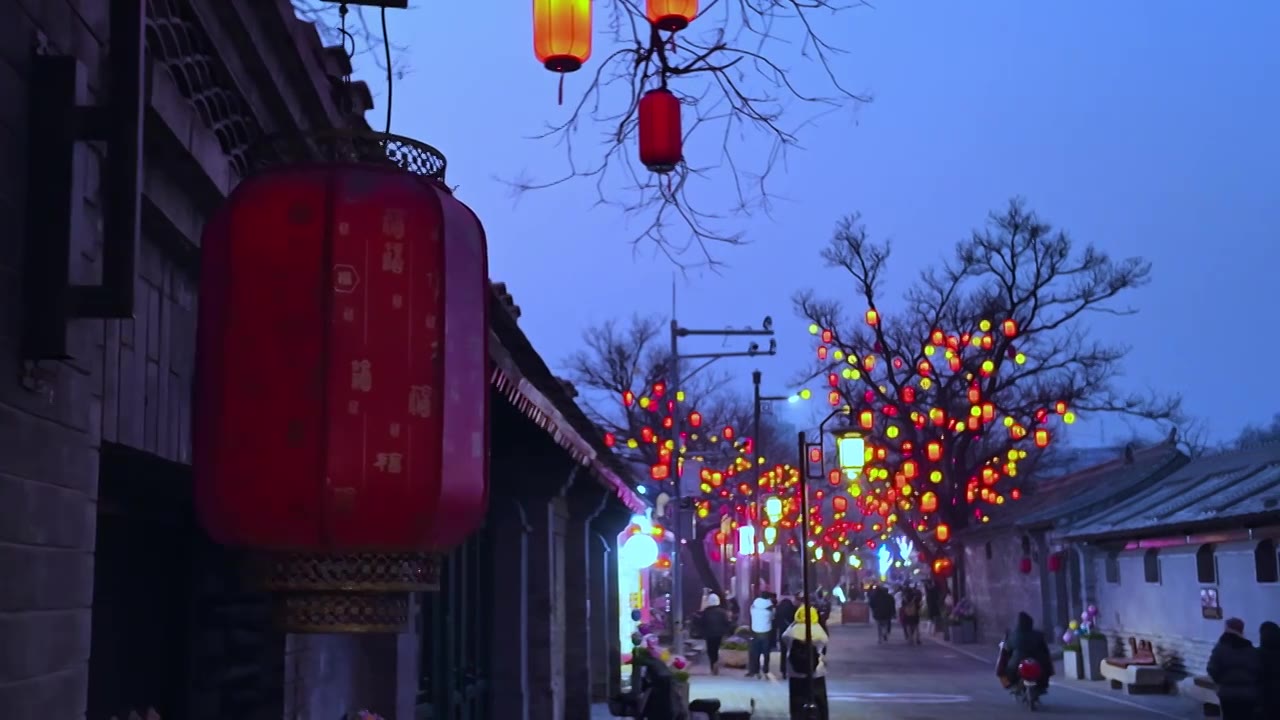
<box><xmin>958</xmin><ymin>440</ymin><xmax>1187</xmax><ymax>645</ymax></box>
<box><xmin>1057</xmin><ymin>441</ymin><xmax>1280</xmax><ymax>677</ymax></box>
<box><xmin>0</xmin><ymin>2</ymin><xmax>640</xmax><ymax>718</ymax></box>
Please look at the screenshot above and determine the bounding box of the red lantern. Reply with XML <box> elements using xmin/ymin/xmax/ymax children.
<box><xmin>638</xmin><ymin>88</ymin><xmax>683</xmax><ymax>173</ymax></box>
<box><xmin>646</xmin><ymin>0</ymin><xmax>698</xmax><ymax>32</ymax></box>
<box><xmin>932</xmin><ymin>556</ymin><xmax>954</xmax><ymax>578</ymax></box>
<box><xmin>1019</xmin><ymin>556</ymin><xmax>1034</xmax><ymax>574</ymax></box>
<box><xmin>194</xmin><ymin>140</ymin><xmax>490</xmax><ymax>629</ymax></box>
<box><xmin>1048</xmin><ymin>553</ymin><xmax>1063</xmax><ymax>573</ymax></box>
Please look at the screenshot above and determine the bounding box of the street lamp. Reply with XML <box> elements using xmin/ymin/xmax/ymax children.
<box><xmin>667</xmin><ymin>310</ymin><xmax>776</xmax><ymax>657</ymax></box>
<box><xmin>751</xmin><ymin>369</ymin><xmax>797</xmax><ymax>592</ymax></box>
<box><xmin>794</xmin><ymin>406</ymin><xmax>855</xmax><ymax>719</ymax></box>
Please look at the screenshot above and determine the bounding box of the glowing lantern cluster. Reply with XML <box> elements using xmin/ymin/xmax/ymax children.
<box><xmin>802</xmin><ymin>315</ymin><xmax>1077</xmax><ymax>552</ymax></box>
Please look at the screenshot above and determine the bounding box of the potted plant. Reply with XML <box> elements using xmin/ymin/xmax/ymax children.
<box><xmin>1060</xmin><ymin>629</ymin><xmax>1084</xmax><ymax>680</ymax></box>
<box><xmin>1074</xmin><ymin>605</ymin><xmax>1109</xmax><ymax>681</ymax></box>
<box><xmin>718</xmin><ymin>632</ymin><xmax>751</xmax><ymax>669</ymax></box>
<box><xmin>949</xmin><ymin>598</ymin><xmax>978</xmax><ymax>644</ymax></box>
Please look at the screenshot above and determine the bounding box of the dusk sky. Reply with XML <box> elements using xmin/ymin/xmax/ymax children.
<box><xmin>349</xmin><ymin>1</ymin><xmax>1279</xmax><ymax>447</ymax></box>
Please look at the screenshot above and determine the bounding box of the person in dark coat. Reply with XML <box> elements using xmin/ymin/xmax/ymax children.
<box><xmin>1207</xmin><ymin>617</ymin><xmax>1261</xmax><ymax>719</ymax></box>
<box><xmin>1258</xmin><ymin>621</ymin><xmax>1280</xmax><ymax>719</ymax></box>
<box><xmin>868</xmin><ymin>586</ymin><xmax>895</xmax><ymax>643</ymax></box>
<box><xmin>774</xmin><ymin>591</ymin><xmax>799</xmax><ymax>679</ymax></box>
<box><xmin>701</xmin><ymin>594</ymin><xmax>732</xmax><ymax>675</ymax></box>
<box><xmin>1003</xmin><ymin>612</ymin><xmax>1053</xmax><ymax>693</ymax></box>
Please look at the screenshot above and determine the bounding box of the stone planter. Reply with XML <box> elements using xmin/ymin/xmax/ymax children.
<box><xmin>718</xmin><ymin>648</ymin><xmax>748</xmax><ymax>669</ymax></box>
<box><xmin>952</xmin><ymin>618</ymin><xmax>978</xmax><ymax>644</ymax></box>
<box><xmin>673</xmin><ymin>679</ymin><xmax>691</xmax><ymax>720</ymax></box>
<box><xmin>1079</xmin><ymin>635</ymin><xmax>1109</xmax><ymax>681</ymax></box>
<box><xmin>1063</xmin><ymin>649</ymin><xmax>1084</xmax><ymax>680</ymax></box>
<box><xmin>843</xmin><ymin>601</ymin><xmax>870</xmax><ymax>624</ymax></box>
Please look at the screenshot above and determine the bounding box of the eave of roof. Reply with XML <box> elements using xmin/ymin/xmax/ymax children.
<box><xmin>1059</xmin><ymin>441</ymin><xmax>1280</xmax><ymax>541</ymax></box>
<box><xmin>487</xmin><ymin>284</ymin><xmax>646</xmax><ymax>514</ymax></box>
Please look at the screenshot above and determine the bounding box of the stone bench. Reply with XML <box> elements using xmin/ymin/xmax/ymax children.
<box><xmin>1177</xmin><ymin>676</ymin><xmax>1221</xmax><ymax>717</ymax></box>
<box><xmin>1100</xmin><ymin>660</ymin><xmax>1167</xmax><ymax>693</ymax></box>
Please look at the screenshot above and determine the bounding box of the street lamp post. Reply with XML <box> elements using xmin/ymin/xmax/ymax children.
<box><xmin>668</xmin><ymin>315</ymin><xmax>776</xmax><ymax>657</ymax></box>
<box><xmin>751</xmin><ymin>370</ymin><xmax>794</xmax><ymax>593</ymax></box>
<box><xmin>796</xmin><ymin>407</ymin><xmax>863</xmax><ymax>718</ymax></box>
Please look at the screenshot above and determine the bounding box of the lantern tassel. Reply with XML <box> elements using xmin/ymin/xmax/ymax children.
<box><xmin>558</xmin><ymin>74</ymin><xmax>565</xmax><ymax>106</ymax></box>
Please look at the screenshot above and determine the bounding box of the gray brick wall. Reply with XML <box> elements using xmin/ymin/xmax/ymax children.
<box><xmin>962</xmin><ymin>533</ymin><xmax>1047</xmax><ymax>645</ymax></box>
<box><xmin>0</xmin><ymin>1</ymin><xmax>372</xmax><ymax>718</ymax></box>
<box><xmin>0</xmin><ymin>2</ymin><xmax>109</xmax><ymax>718</ymax></box>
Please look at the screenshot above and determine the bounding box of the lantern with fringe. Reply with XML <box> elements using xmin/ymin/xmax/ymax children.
<box><xmin>533</xmin><ymin>0</ymin><xmax>592</xmax><ymax>102</ymax></box>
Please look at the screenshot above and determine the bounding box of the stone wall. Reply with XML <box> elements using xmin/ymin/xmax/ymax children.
<box><xmin>1088</xmin><ymin>539</ymin><xmax>1280</xmax><ymax>677</ymax></box>
<box><xmin>0</xmin><ymin>0</ymin><xmax>373</xmax><ymax>717</ymax></box>
<box><xmin>960</xmin><ymin>532</ymin><xmax>1048</xmax><ymax>645</ymax></box>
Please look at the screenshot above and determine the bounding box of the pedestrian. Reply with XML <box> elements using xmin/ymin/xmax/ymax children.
<box><xmin>1207</xmin><ymin>617</ymin><xmax>1261</xmax><ymax>719</ymax></box>
<box><xmin>925</xmin><ymin>580</ymin><xmax>942</xmax><ymax>636</ymax></box>
<box><xmin>774</xmin><ymin>591</ymin><xmax>799</xmax><ymax>679</ymax></box>
<box><xmin>725</xmin><ymin>592</ymin><xmax>741</xmax><ymax>626</ymax></box>
<box><xmin>746</xmin><ymin>592</ymin><xmax>776</xmax><ymax>678</ymax></box>
<box><xmin>869</xmin><ymin>585</ymin><xmax>895</xmax><ymax>643</ymax></box>
<box><xmin>1256</xmin><ymin>621</ymin><xmax>1280</xmax><ymax>718</ymax></box>
<box><xmin>782</xmin><ymin>605</ymin><xmax>830</xmax><ymax>720</ymax></box>
<box><xmin>701</xmin><ymin>594</ymin><xmax>731</xmax><ymax>676</ymax></box>
<box><xmin>901</xmin><ymin>587</ymin><xmax>922</xmax><ymax>644</ymax></box>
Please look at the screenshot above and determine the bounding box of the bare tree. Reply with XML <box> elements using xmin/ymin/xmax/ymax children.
<box><xmin>511</xmin><ymin>0</ymin><xmax>874</xmax><ymax>266</ymax></box>
<box><xmin>1236</xmin><ymin>413</ymin><xmax>1280</xmax><ymax>448</ymax></box>
<box><xmin>795</xmin><ymin>198</ymin><xmax>1181</xmax><ymax>562</ymax></box>
<box><xmin>293</xmin><ymin>2</ymin><xmax>873</xmax><ymax>265</ymax></box>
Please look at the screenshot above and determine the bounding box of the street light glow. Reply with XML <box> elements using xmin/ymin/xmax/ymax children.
<box><xmin>836</xmin><ymin>431</ymin><xmax>866</xmax><ymax>473</ymax></box>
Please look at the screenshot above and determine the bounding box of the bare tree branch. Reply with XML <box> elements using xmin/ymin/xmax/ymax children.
<box><xmin>507</xmin><ymin>0</ymin><xmax>874</xmax><ymax>267</ymax></box>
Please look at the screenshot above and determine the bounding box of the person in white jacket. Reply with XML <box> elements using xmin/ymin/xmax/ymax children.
<box><xmin>782</xmin><ymin>605</ymin><xmax>830</xmax><ymax>720</ymax></box>
<box><xmin>746</xmin><ymin>593</ymin><xmax>776</xmax><ymax>678</ymax></box>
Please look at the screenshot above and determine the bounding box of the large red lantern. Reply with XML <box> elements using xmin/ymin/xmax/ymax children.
<box><xmin>638</xmin><ymin>88</ymin><xmax>683</xmax><ymax>173</ymax></box>
<box><xmin>195</xmin><ymin>136</ymin><xmax>489</xmax><ymax>632</ymax></box>
<box><xmin>647</xmin><ymin>0</ymin><xmax>698</xmax><ymax>32</ymax></box>
<box><xmin>533</xmin><ymin>0</ymin><xmax>592</xmax><ymax>102</ymax></box>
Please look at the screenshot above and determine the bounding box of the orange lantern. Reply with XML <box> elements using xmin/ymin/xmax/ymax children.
<box><xmin>1002</xmin><ymin>318</ymin><xmax>1018</xmax><ymax>337</ymax></box>
<box><xmin>859</xmin><ymin>409</ymin><xmax>874</xmax><ymax>430</ymax></box>
<box><xmin>1034</xmin><ymin>428</ymin><xmax>1050</xmax><ymax>448</ymax></box>
<box><xmin>533</xmin><ymin>0</ymin><xmax>592</xmax><ymax>101</ymax></box>
<box><xmin>865</xmin><ymin>308</ymin><xmax>879</xmax><ymax>326</ymax></box>
<box><xmin>646</xmin><ymin>0</ymin><xmax>698</xmax><ymax>31</ymax></box>
<box><xmin>920</xmin><ymin>491</ymin><xmax>938</xmax><ymax>514</ymax></box>
<box><xmin>926</xmin><ymin>441</ymin><xmax>942</xmax><ymax>462</ymax></box>
<box><xmin>936</xmin><ymin>523</ymin><xmax>951</xmax><ymax>543</ymax></box>
<box><xmin>688</xmin><ymin>410</ymin><xmax>702</xmax><ymax>427</ymax></box>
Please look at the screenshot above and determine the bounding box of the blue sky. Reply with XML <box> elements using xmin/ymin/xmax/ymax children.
<box><xmin>349</xmin><ymin>1</ymin><xmax>1279</xmax><ymax>446</ymax></box>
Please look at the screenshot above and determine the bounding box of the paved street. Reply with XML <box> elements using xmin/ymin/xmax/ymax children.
<box><xmin>598</xmin><ymin>624</ymin><xmax>1202</xmax><ymax>719</ymax></box>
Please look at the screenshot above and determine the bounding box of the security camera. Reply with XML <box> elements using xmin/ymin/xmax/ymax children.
<box><xmin>748</xmin><ymin>342</ymin><xmax>760</xmax><ymax>355</ymax></box>
<box><xmin>763</xmin><ymin>315</ymin><xmax>774</xmax><ymax>332</ymax></box>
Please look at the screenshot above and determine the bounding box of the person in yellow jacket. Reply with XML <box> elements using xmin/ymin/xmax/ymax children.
<box><xmin>780</xmin><ymin>605</ymin><xmax>829</xmax><ymax>720</ymax></box>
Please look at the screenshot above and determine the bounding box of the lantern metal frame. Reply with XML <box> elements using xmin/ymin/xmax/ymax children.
<box><xmin>248</xmin><ymin>129</ymin><xmax>448</xmax><ymax>180</ymax></box>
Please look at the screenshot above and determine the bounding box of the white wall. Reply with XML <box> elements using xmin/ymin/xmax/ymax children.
<box><xmin>1089</xmin><ymin>540</ymin><xmax>1280</xmax><ymax>676</ymax></box>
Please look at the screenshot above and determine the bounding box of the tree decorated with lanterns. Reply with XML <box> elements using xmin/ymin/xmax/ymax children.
<box><xmin>794</xmin><ymin>200</ymin><xmax>1180</xmax><ymax>578</ymax></box>
<box><xmin>564</xmin><ymin>315</ymin><xmax>817</xmax><ymax>581</ymax></box>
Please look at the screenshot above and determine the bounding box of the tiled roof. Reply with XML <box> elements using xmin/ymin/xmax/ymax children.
<box><xmin>1060</xmin><ymin>442</ymin><xmax>1280</xmax><ymax>540</ymax></box>
<box><xmin>960</xmin><ymin>441</ymin><xmax>1185</xmax><ymax>539</ymax></box>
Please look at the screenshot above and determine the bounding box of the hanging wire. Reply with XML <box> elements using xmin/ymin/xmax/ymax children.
<box><xmin>380</xmin><ymin>6</ymin><xmax>394</xmax><ymax>134</ymax></box>
<box><xmin>337</xmin><ymin>3</ymin><xmax>355</xmax><ymax>80</ymax></box>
